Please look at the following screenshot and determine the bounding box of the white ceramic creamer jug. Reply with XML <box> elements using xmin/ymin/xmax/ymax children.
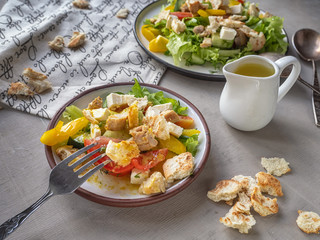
<box><xmin>219</xmin><ymin>55</ymin><xmax>301</xmax><ymax>131</ymax></box>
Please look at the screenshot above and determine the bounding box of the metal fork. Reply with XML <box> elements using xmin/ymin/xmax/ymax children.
<box><xmin>0</xmin><ymin>143</ymin><xmax>106</xmax><ymax>240</ymax></box>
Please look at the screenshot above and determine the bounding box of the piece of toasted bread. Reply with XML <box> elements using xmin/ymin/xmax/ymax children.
<box><xmin>261</xmin><ymin>157</ymin><xmax>291</xmax><ymax>176</ymax></box>
<box><xmin>207</xmin><ymin>179</ymin><xmax>241</xmax><ymax>202</ymax></box>
<box><xmin>255</xmin><ymin>172</ymin><xmax>283</xmax><ymax>197</ymax></box>
<box><xmin>296</xmin><ymin>210</ymin><xmax>320</xmax><ymax>234</ymax></box>
<box><xmin>251</xmin><ymin>187</ymin><xmax>278</xmax><ymax>216</ymax></box>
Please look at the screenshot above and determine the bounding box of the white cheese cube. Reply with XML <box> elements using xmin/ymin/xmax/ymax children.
<box><xmin>91</xmin><ymin>108</ymin><xmax>110</xmax><ymax>121</ymax></box>
<box><xmin>167</xmin><ymin>122</ymin><xmax>183</xmax><ymax>138</ymax></box>
<box><xmin>220</xmin><ymin>26</ymin><xmax>237</xmax><ymax>40</ymax></box>
<box><xmin>171</xmin><ymin>18</ymin><xmax>186</xmax><ymax>34</ymax></box>
<box><xmin>90</xmin><ymin>124</ymin><xmax>101</xmax><ymax>139</ymax></box>
<box><xmin>127</xmin><ymin>96</ymin><xmax>148</xmax><ymax>110</ymax></box>
<box><xmin>106</xmin><ymin>93</ymin><xmax>135</xmax><ymax>109</ymax></box>
<box><xmin>230</xmin><ymin>4</ymin><xmax>243</xmax><ymax>15</ymax></box>
<box><xmin>130</xmin><ymin>168</ymin><xmax>150</xmax><ymax>185</ymax></box>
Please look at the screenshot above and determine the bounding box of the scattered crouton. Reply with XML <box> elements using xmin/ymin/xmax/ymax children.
<box><xmin>48</xmin><ymin>35</ymin><xmax>65</xmax><ymax>51</ymax></box>
<box><xmin>129</xmin><ymin>125</ymin><xmax>158</xmax><ymax>151</ymax></box>
<box><xmin>72</xmin><ymin>0</ymin><xmax>89</xmax><ymax>9</ymax></box>
<box><xmin>251</xmin><ymin>187</ymin><xmax>278</xmax><ymax>216</ymax></box>
<box><xmin>296</xmin><ymin>210</ymin><xmax>320</xmax><ymax>234</ymax></box>
<box><xmin>207</xmin><ymin>179</ymin><xmax>242</xmax><ymax>202</ymax></box>
<box><xmin>220</xmin><ymin>194</ymin><xmax>256</xmax><ymax>234</ymax></box>
<box><xmin>68</xmin><ymin>32</ymin><xmax>86</xmax><ymax>48</ymax></box>
<box><xmin>255</xmin><ymin>172</ymin><xmax>283</xmax><ymax>197</ymax></box>
<box><xmin>7</xmin><ymin>82</ymin><xmax>34</xmax><ymax>96</ymax></box>
<box><xmin>232</xmin><ymin>175</ymin><xmax>257</xmax><ymax>197</ymax></box>
<box><xmin>261</xmin><ymin>157</ymin><xmax>291</xmax><ymax>176</ymax></box>
<box><xmin>28</xmin><ymin>79</ymin><xmax>52</xmax><ymax>93</ymax></box>
<box><xmin>116</xmin><ymin>8</ymin><xmax>129</xmax><ymax>19</ymax></box>
<box><xmin>23</xmin><ymin>68</ymin><xmax>47</xmax><ymax>81</ymax></box>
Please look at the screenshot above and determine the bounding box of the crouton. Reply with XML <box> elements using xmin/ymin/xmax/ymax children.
<box><xmin>231</xmin><ymin>175</ymin><xmax>257</xmax><ymax>197</ymax></box>
<box><xmin>83</xmin><ymin>109</ymin><xmax>99</xmax><ymax>124</ymax></box>
<box><xmin>88</xmin><ymin>96</ymin><xmax>103</xmax><ymax>109</ymax></box>
<box><xmin>48</xmin><ymin>35</ymin><xmax>65</xmax><ymax>51</ymax></box>
<box><xmin>68</xmin><ymin>32</ymin><xmax>86</xmax><ymax>48</ymax></box>
<box><xmin>143</xmin><ymin>115</ymin><xmax>170</xmax><ymax>140</ymax></box>
<box><xmin>255</xmin><ymin>172</ymin><xmax>283</xmax><ymax>197</ymax></box>
<box><xmin>7</xmin><ymin>82</ymin><xmax>34</xmax><ymax>96</ymax></box>
<box><xmin>233</xmin><ymin>192</ymin><xmax>252</xmax><ymax>214</ymax></box>
<box><xmin>296</xmin><ymin>210</ymin><xmax>320</xmax><ymax>234</ymax></box>
<box><xmin>161</xmin><ymin>110</ymin><xmax>180</xmax><ymax>123</ymax></box>
<box><xmin>23</xmin><ymin>68</ymin><xmax>47</xmax><ymax>81</ymax></box>
<box><xmin>167</xmin><ymin>122</ymin><xmax>183</xmax><ymax>138</ymax></box>
<box><xmin>139</xmin><ymin>172</ymin><xmax>167</xmax><ymax>195</ymax></box>
<box><xmin>56</xmin><ymin>145</ymin><xmax>77</xmax><ymax>160</ymax></box>
<box><xmin>72</xmin><ymin>0</ymin><xmax>89</xmax><ymax>9</ymax></box>
<box><xmin>105</xmin><ymin>140</ymin><xmax>140</xmax><ymax>167</ymax></box>
<box><xmin>116</xmin><ymin>8</ymin><xmax>129</xmax><ymax>19</ymax></box>
<box><xmin>207</xmin><ymin>179</ymin><xmax>241</xmax><ymax>202</ymax></box>
<box><xmin>128</xmin><ymin>103</ymin><xmax>139</xmax><ymax>129</ymax></box>
<box><xmin>28</xmin><ymin>79</ymin><xmax>52</xmax><ymax>93</ymax></box>
<box><xmin>261</xmin><ymin>157</ymin><xmax>291</xmax><ymax>176</ymax></box>
<box><xmin>220</xmin><ymin>200</ymin><xmax>256</xmax><ymax>234</ymax></box>
<box><xmin>129</xmin><ymin>125</ymin><xmax>158</xmax><ymax>151</ymax></box>
<box><xmin>251</xmin><ymin>187</ymin><xmax>278</xmax><ymax>216</ymax></box>
<box><xmin>105</xmin><ymin>112</ymin><xmax>128</xmax><ymax>131</ymax></box>
<box><xmin>163</xmin><ymin>152</ymin><xmax>194</xmax><ymax>183</ymax></box>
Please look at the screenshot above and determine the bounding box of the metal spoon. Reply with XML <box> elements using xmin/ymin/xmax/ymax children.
<box><xmin>292</xmin><ymin>28</ymin><xmax>320</xmax><ymax>126</ymax></box>
<box><xmin>259</xmin><ymin>52</ymin><xmax>320</xmax><ymax>95</ymax></box>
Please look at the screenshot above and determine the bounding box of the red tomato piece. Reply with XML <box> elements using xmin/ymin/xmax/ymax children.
<box><xmin>170</xmin><ymin>12</ymin><xmax>193</xmax><ymax>20</ymax></box>
<box><xmin>175</xmin><ymin>116</ymin><xmax>195</xmax><ymax>129</ymax></box>
<box><xmin>132</xmin><ymin>148</ymin><xmax>168</xmax><ymax>171</ymax></box>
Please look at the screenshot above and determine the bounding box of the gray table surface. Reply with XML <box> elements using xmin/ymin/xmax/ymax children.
<box><xmin>1</xmin><ymin>0</ymin><xmax>320</xmax><ymax>239</ymax></box>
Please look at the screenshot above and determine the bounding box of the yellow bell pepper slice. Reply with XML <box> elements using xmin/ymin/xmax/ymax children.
<box><xmin>40</xmin><ymin>117</ymin><xmax>89</xmax><ymax>146</ymax></box>
<box><xmin>165</xmin><ymin>5</ymin><xmax>174</xmax><ymax>11</ymax></box>
<box><xmin>149</xmin><ymin>35</ymin><xmax>169</xmax><ymax>53</ymax></box>
<box><xmin>158</xmin><ymin>135</ymin><xmax>186</xmax><ymax>155</ymax></box>
<box><xmin>197</xmin><ymin>9</ymin><xmax>209</xmax><ymax>17</ymax></box>
<box><xmin>182</xmin><ymin>129</ymin><xmax>201</xmax><ymax>137</ymax></box>
<box><xmin>206</xmin><ymin>9</ymin><xmax>226</xmax><ymax>16</ymax></box>
<box><xmin>141</xmin><ymin>25</ymin><xmax>155</xmax><ymax>42</ymax></box>
<box><xmin>229</xmin><ymin>0</ymin><xmax>241</xmax><ymax>6</ymax></box>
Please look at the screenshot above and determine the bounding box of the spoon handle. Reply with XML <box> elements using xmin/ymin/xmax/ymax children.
<box><xmin>311</xmin><ymin>60</ymin><xmax>320</xmax><ymax>127</ymax></box>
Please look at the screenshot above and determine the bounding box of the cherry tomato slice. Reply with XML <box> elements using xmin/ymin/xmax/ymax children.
<box><xmin>132</xmin><ymin>148</ymin><xmax>168</xmax><ymax>171</ymax></box>
<box><xmin>170</xmin><ymin>12</ymin><xmax>193</xmax><ymax>20</ymax></box>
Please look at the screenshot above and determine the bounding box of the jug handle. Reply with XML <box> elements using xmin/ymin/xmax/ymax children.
<box><xmin>275</xmin><ymin>56</ymin><xmax>301</xmax><ymax>102</ymax></box>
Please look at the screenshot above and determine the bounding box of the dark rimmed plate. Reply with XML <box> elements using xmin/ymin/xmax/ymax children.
<box><xmin>45</xmin><ymin>83</ymin><xmax>211</xmax><ymax>207</ymax></box>
<box><xmin>133</xmin><ymin>0</ymin><xmax>288</xmax><ymax>81</ymax></box>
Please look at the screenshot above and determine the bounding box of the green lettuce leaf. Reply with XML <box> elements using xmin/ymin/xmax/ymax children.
<box><xmin>62</xmin><ymin>105</ymin><xmax>83</xmax><ymax>121</ymax></box>
<box><xmin>179</xmin><ymin>134</ymin><xmax>199</xmax><ymax>156</ymax></box>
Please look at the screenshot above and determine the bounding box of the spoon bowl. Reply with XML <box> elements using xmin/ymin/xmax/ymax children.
<box><xmin>292</xmin><ymin>28</ymin><xmax>320</xmax><ymax>61</ymax></box>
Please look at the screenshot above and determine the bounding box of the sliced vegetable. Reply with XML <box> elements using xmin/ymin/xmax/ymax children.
<box><xmin>175</xmin><ymin>116</ymin><xmax>194</xmax><ymax>129</ymax></box>
<box><xmin>206</xmin><ymin>9</ymin><xmax>226</xmax><ymax>16</ymax></box>
<box><xmin>158</xmin><ymin>135</ymin><xmax>186</xmax><ymax>155</ymax></box>
<box><xmin>131</xmin><ymin>148</ymin><xmax>168</xmax><ymax>171</ymax></box>
<box><xmin>149</xmin><ymin>35</ymin><xmax>169</xmax><ymax>53</ymax></box>
<box><xmin>142</xmin><ymin>25</ymin><xmax>156</xmax><ymax>41</ymax></box>
<box><xmin>62</xmin><ymin>105</ymin><xmax>83</xmax><ymax>121</ymax></box>
<box><xmin>182</xmin><ymin>129</ymin><xmax>201</xmax><ymax>137</ymax></box>
<box><xmin>179</xmin><ymin>134</ymin><xmax>199</xmax><ymax>156</ymax></box>
<box><xmin>197</xmin><ymin>9</ymin><xmax>209</xmax><ymax>17</ymax></box>
<box><xmin>40</xmin><ymin>117</ymin><xmax>89</xmax><ymax>146</ymax></box>
<box><xmin>170</xmin><ymin>12</ymin><xmax>193</xmax><ymax>20</ymax></box>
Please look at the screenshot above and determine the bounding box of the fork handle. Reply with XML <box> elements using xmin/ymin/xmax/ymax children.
<box><xmin>0</xmin><ymin>188</ymin><xmax>53</xmax><ymax>240</ymax></box>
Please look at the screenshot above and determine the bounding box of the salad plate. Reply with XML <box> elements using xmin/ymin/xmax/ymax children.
<box><xmin>44</xmin><ymin>82</ymin><xmax>211</xmax><ymax>207</ymax></box>
<box><xmin>134</xmin><ymin>0</ymin><xmax>288</xmax><ymax>81</ymax></box>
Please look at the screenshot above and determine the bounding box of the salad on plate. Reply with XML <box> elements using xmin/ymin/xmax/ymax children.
<box><xmin>141</xmin><ymin>0</ymin><xmax>288</xmax><ymax>72</ymax></box>
<box><xmin>40</xmin><ymin>80</ymin><xmax>201</xmax><ymax>196</ymax></box>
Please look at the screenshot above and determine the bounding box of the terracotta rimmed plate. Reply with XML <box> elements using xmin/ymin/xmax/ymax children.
<box><xmin>133</xmin><ymin>0</ymin><xmax>288</xmax><ymax>81</ymax></box>
<box><xmin>45</xmin><ymin>83</ymin><xmax>211</xmax><ymax>207</ymax></box>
